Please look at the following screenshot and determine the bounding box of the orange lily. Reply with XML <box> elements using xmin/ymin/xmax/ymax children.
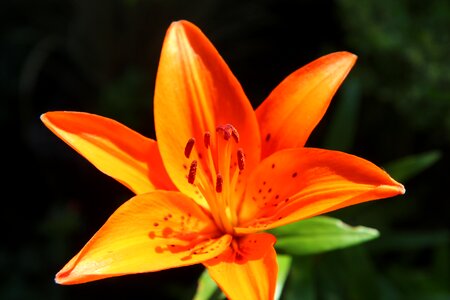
<box><xmin>41</xmin><ymin>20</ymin><xmax>405</xmax><ymax>300</ymax></box>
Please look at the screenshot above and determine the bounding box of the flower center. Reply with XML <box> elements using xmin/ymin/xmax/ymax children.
<box><xmin>184</xmin><ymin>124</ymin><xmax>245</xmax><ymax>234</ymax></box>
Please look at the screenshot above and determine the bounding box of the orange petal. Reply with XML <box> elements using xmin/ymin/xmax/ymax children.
<box><xmin>41</xmin><ymin>112</ymin><xmax>175</xmax><ymax>194</ymax></box>
<box><xmin>55</xmin><ymin>191</ymin><xmax>231</xmax><ymax>284</ymax></box>
<box><xmin>236</xmin><ymin>148</ymin><xmax>405</xmax><ymax>234</ymax></box>
<box><xmin>204</xmin><ymin>233</ymin><xmax>277</xmax><ymax>300</ymax></box>
<box><xmin>256</xmin><ymin>52</ymin><xmax>357</xmax><ymax>158</ymax></box>
<box><xmin>154</xmin><ymin>20</ymin><xmax>260</xmax><ymax>206</ymax></box>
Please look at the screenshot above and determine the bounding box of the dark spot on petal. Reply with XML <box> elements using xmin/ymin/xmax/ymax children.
<box><xmin>148</xmin><ymin>231</ymin><xmax>156</xmax><ymax>239</ymax></box>
<box><xmin>265</xmin><ymin>133</ymin><xmax>271</xmax><ymax>142</ymax></box>
<box><xmin>155</xmin><ymin>246</ymin><xmax>164</xmax><ymax>253</ymax></box>
<box><xmin>292</xmin><ymin>172</ymin><xmax>298</xmax><ymax>178</ymax></box>
<box><xmin>263</xmin><ymin>181</ymin><xmax>266</xmax><ymax>185</ymax></box>
<box><xmin>275</xmin><ymin>194</ymin><xmax>280</xmax><ymax>199</ymax></box>
<box><xmin>258</xmin><ymin>189</ymin><xmax>262</xmax><ymax>193</ymax></box>
<box><xmin>153</xmin><ymin>222</ymin><xmax>159</xmax><ymax>227</ymax></box>
<box><xmin>271</xmin><ymin>163</ymin><xmax>275</xmax><ymax>169</ymax></box>
<box><xmin>268</xmin><ymin>188</ymin><xmax>272</xmax><ymax>193</ymax></box>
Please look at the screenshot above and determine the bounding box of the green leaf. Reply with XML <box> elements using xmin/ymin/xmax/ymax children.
<box><xmin>383</xmin><ymin>150</ymin><xmax>441</xmax><ymax>183</ymax></box>
<box><xmin>275</xmin><ymin>254</ymin><xmax>293</xmax><ymax>300</ymax></box>
<box><xmin>193</xmin><ymin>269</ymin><xmax>221</xmax><ymax>300</ymax></box>
<box><xmin>270</xmin><ymin>216</ymin><xmax>379</xmax><ymax>255</ymax></box>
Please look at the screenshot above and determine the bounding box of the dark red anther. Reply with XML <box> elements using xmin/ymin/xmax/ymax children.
<box><xmin>216</xmin><ymin>173</ymin><xmax>223</xmax><ymax>193</ymax></box>
<box><xmin>188</xmin><ymin>160</ymin><xmax>198</xmax><ymax>184</ymax></box>
<box><xmin>216</xmin><ymin>124</ymin><xmax>239</xmax><ymax>143</ymax></box>
<box><xmin>204</xmin><ymin>132</ymin><xmax>211</xmax><ymax>149</ymax></box>
<box><xmin>216</xmin><ymin>126</ymin><xmax>231</xmax><ymax>140</ymax></box>
<box><xmin>184</xmin><ymin>138</ymin><xmax>195</xmax><ymax>158</ymax></box>
<box><xmin>230</xmin><ymin>126</ymin><xmax>239</xmax><ymax>143</ymax></box>
<box><xmin>237</xmin><ymin>148</ymin><xmax>245</xmax><ymax>171</ymax></box>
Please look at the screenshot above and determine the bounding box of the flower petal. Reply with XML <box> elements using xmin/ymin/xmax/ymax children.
<box><xmin>41</xmin><ymin>112</ymin><xmax>175</xmax><ymax>194</ymax></box>
<box><xmin>55</xmin><ymin>191</ymin><xmax>231</xmax><ymax>284</ymax></box>
<box><xmin>204</xmin><ymin>233</ymin><xmax>277</xmax><ymax>300</ymax></box>
<box><xmin>236</xmin><ymin>148</ymin><xmax>405</xmax><ymax>234</ymax></box>
<box><xmin>256</xmin><ymin>52</ymin><xmax>357</xmax><ymax>158</ymax></box>
<box><xmin>154</xmin><ymin>20</ymin><xmax>260</xmax><ymax>206</ymax></box>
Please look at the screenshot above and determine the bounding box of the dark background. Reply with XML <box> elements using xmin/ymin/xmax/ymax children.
<box><xmin>2</xmin><ymin>0</ymin><xmax>449</xmax><ymax>299</ymax></box>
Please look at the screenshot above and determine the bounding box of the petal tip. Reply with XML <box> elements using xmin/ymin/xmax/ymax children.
<box><xmin>54</xmin><ymin>270</ymin><xmax>70</xmax><ymax>285</ymax></box>
<box><xmin>40</xmin><ymin>113</ymin><xmax>47</xmax><ymax>122</ymax></box>
<box><xmin>337</xmin><ymin>51</ymin><xmax>358</xmax><ymax>67</ymax></box>
<box><xmin>398</xmin><ymin>183</ymin><xmax>406</xmax><ymax>195</ymax></box>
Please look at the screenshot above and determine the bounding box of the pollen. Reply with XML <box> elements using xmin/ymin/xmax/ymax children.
<box><xmin>216</xmin><ymin>124</ymin><xmax>239</xmax><ymax>143</ymax></box>
<box><xmin>184</xmin><ymin>138</ymin><xmax>195</xmax><ymax>158</ymax></box>
<box><xmin>188</xmin><ymin>160</ymin><xmax>197</xmax><ymax>184</ymax></box>
<box><xmin>216</xmin><ymin>173</ymin><xmax>223</xmax><ymax>193</ymax></box>
<box><xmin>204</xmin><ymin>132</ymin><xmax>211</xmax><ymax>149</ymax></box>
<box><xmin>237</xmin><ymin>148</ymin><xmax>245</xmax><ymax>171</ymax></box>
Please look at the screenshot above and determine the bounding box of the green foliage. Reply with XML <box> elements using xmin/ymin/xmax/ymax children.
<box><xmin>275</xmin><ymin>254</ymin><xmax>293</xmax><ymax>300</ymax></box>
<box><xmin>193</xmin><ymin>269</ymin><xmax>224</xmax><ymax>300</ymax></box>
<box><xmin>270</xmin><ymin>216</ymin><xmax>379</xmax><ymax>256</ymax></box>
<box><xmin>383</xmin><ymin>150</ymin><xmax>442</xmax><ymax>183</ymax></box>
<box><xmin>323</xmin><ymin>77</ymin><xmax>361</xmax><ymax>152</ymax></box>
<box><xmin>337</xmin><ymin>0</ymin><xmax>450</xmax><ymax>143</ymax></box>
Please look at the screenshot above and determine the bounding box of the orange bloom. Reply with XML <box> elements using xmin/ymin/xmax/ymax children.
<box><xmin>41</xmin><ymin>20</ymin><xmax>404</xmax><ymax>300</ymax></box>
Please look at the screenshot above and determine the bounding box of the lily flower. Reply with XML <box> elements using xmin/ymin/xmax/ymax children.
<box><xmin>41</xmin><ymin>20</ymin><xmax>405</xmax><ymax>300</ymax></box>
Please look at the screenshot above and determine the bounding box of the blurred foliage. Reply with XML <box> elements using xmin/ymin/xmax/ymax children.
<box><xmin>1</xmin><ymin>0</ymin><xmax>449</xmax><ymax>299</ymax></box>
<box><xmin>338</xmin><ymin>0</ymin><xmax>450</xmax><ymax>144</ymax></box>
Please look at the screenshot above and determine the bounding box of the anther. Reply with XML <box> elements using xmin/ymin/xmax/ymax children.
<box><xmin>204</xmin><ymin>132</ymin><xmax>211</xmax><ymax>149</ymax></box>
<box><xmin>216</xmin><ymin>173</ymin><xmax>223</xmax><ymax>193</ymax></box>
<box><xmin>184</xmin><ymin>138</ymin><xmax>195</xmax><ymax>159</ymax></box>
<box><xmin>237</xmin><ymin>148</ymin><xmax>245</xmax><ymax>171</ymax></box>
<box><xmin>216</xmin><ymin>124</ymin><xmax>239</xmax><ymax>143</ymax></box>
<box><xmin>216</xmin><ymin>126</ymin><xmax>231</xmax><ymax>140</ymax></box>
<box><xmin>231</xmin><ymin>127</ymin><xmax>239</xmax><ymax>143</ymax></box>
<box><xmin>188</xmin><ymin>160</ymin><xmax>197</xmax><ymax>184</ymax></box>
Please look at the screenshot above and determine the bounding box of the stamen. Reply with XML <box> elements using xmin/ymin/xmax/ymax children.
<box><xmin>237</xmin><ymin>148</ymin><xmax>245</xmax><ymax>171</ymax></box>
<box><xmin>216</xmin><ymin>173</ymin><xmax>223</xmax><ymax>193</ymax></box>
<box><xmin>188</xmin><ymin>160</ymin><xmax>197</xmax><ymax>184</ymax></box>
<box><xmin>204</xmin><ymin>132</ymin><xmax>211</xmax><ymax>149</ymax></box>
<box><xmin>216</xmin><ymin>124</ymin><xmax>239</xmax><ymax>143</ymax></box>
<box><xmin>231</xmin><ymin>127</ymin><xmax>239</xmax><ymax>143</ymax></box>
<box><xmin>184</xmin><ymin>138</ymin><xmax>196</xmax><ymax>158</ymax></box>
<box><xmin>216</xmin><ymin>126</ymin><xmax>231</xmax><ymax>140</ymax></box>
